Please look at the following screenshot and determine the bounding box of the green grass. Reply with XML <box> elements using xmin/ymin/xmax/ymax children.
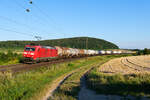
<box><xmin>0</xmin><ymin>56</ymin><xmax>108</xmax><ymax>100</ymax></box>
<box><xmin>86</xmin><ymin>64</ymin><xmax>150</xmax><ymax>97</ymax></box>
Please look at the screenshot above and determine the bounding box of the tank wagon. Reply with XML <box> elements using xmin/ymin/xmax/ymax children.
<box><xmin>23</xmin><ymin>45</ymin><xmax>135</xmax><ymax>63</ymax></box>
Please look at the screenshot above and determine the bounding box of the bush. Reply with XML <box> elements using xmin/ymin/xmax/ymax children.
<box><xmin>0</xmin><ymin>50</ymin><xmax>22</xmax><ymax>65</ymax></box>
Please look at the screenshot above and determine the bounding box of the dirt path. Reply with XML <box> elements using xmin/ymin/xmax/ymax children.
<box><xmin>78</xmin><ymin>75</ymin><xmax>150</xmax><ymax>100</ymax></box>
<box><xmin>43</xmin><ymin>63</ymin><xmax>99</xmax><ymax>100</ymax></box>
<box><xmin>42</xmin><ymin>66</ymin><xmax>84</xmax><ymax>100</ymax></box>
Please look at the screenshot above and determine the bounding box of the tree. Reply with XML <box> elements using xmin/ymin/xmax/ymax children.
<box><xmin>143</xmin><ymin>48</ymin><xmax>150</xmax><ymax>55</ymax></box>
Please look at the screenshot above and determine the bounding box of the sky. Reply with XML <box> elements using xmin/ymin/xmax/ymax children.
<box><xmin>0</xmin><ymin>0</ymin><xmax>149</xmax><ymax>49</ymax></box>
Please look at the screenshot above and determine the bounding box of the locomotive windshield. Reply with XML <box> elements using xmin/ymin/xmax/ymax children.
<box><xmin>25</xmin><ymin>47</ymin><xmax>35</xmax><ymax>51</ymax></box>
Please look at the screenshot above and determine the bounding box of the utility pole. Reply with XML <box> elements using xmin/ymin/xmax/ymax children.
<box><xmin>86</xmin><ymin>37</ymin><xmax>88</xmax><ymax>49</ymax></box>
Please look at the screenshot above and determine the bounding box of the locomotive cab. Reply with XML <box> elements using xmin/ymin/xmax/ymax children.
<box><xmin>23</xmin><ymin>45</ymin><xmax>39</xmax><ymax>63</ymax></box>
<box><xmin>24</xmin><ymin>47</ymin><xmax>35</xmax><ymax>57</ymax></box>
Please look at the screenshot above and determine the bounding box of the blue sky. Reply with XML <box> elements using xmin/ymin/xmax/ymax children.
<box><xmin>0</xmin><ymin>0</ymin><xmax>149</xmax><ymax>49</ymax></box>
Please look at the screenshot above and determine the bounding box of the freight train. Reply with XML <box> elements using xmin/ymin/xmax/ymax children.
<box><xmin>23</xmin><ymin>45</ymin><xmax>135</xmax><ymax>63</ymax></box>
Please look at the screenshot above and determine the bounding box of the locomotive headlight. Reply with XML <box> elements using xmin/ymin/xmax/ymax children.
<box><xmin>30</xmin><ymin>53</ymin><xmax>34</xmax><ymax>55</ymax></box>
<box><xmin>24</xmin><ymin>52</ymin><xmax>27</xmax><ymax>54</ymax></box>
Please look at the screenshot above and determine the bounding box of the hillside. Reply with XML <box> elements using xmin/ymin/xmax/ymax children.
<box><xmin>0</xmin><ymin>37</ymin><xmax>119</xmax><ymax>50</ymax></box>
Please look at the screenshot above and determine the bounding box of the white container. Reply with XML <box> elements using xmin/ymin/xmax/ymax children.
<box><xmin>106</xmin><ymin>51</ymin><xmax>112</xmax><ymax>54</ymax></box>
<box><xmin>117</xmin><ymin>51</ymin><xmax>122</xmax><ymax>54</ymax></box>
<box><xmin>112</xmin><ymin>51</ymin><xmax>117</xmax><ymax>54</ymax></box>
<box><xmin>95</xmin><ymin>51</ymin><xmax>99</xmax><ymax>54</ymax></box>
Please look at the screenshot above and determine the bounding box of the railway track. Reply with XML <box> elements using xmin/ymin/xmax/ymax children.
<box><xmin>0</xmin><ymin>57</ymin><xmax>87</xmax><ymax>73</ymax></box>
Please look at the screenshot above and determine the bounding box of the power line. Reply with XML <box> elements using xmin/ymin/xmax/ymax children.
<box><xmin>0</xmin><ymin>27</ymin><xmax>34</xmax><ymax>37</ymax></box>
<box><xmin>28</xmin><ymin>1</ymin><xmax>65</xmax><ymax>35</ymax></box>
<box><xmin>14</xmin><ymin>0</ymin><xmax>27</xmax><ymax>10</ymax></box>
<box><xmin>12</xmin><ymin>0</ymin><xmax>78</xmax><ymax>40</ymax></box>
<box><xmin>0</xmin><ymin>27</ymin><xmax>45</xmax><ymax>41</ymax></box>
<box><xmin>13</xmin><ymin>0</ymin><xmax>44</xmax><ymax>40</ymax></box>
<box><xmin>10</xmin><ymin>0</ymin><xmax>55</xmax><ymax>39</ymax></box>
<box><xmin>13</xmin><ymin>0</ymin><xmax>60</xmax><ymax>39</ymax></box>
<box><xmin>24</xmin><ymin>0</ymin><xmax>68</xmax><ymax>39</ymax></box>
<box><xmin>0</xmin><ymin>16</ymin><xmax>36</xmax><ymax>32</ymax></box>
<box><xmin>0</xmin><ymin>15</ymin><xmax>46</xmax><ymax>40</ymax></box>
<box><xmin>0</xmin><ymin>14</ymin><xmax>63</xmax><ymax>40</ymax></box>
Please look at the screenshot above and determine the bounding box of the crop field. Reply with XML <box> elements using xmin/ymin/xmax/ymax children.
<box><xmin>87</xmin><ymin>55</ymin><xmax>150</xmax><ymax>97</ymax></box>
<box><xmin>99</xmin><ymin>55</ymin><xmax>150</xmax><ymax>74</ymax></box>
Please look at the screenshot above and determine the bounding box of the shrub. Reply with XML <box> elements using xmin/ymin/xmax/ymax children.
<box><xmin>0</xmin><ymin>50</ymin><xmax>22</xmax><ymax>65</ymax></box>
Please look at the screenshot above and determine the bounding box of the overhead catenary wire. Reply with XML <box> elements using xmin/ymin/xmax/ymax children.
<box><xmin>13</xmin><ymin>0</ymin><xmax>44</xmax><ymax>28</ymax></box>
<box><xmin>28</xmin><ymin>1</ymin><xmax>56</xmax><ymax>24</ymax></box>
<box><xmin>13</xmin><ymin>0</ymin><xmax>62</xmax><ymax>39</ymax></box>
<box><xmin>0</xmin><ymin>14</ymin><xmax>54</xmax><ymax>37</ymax></box>
<box><xmin>27</xmin><ymin>1</ymin><xmax>66</xmax><ymax>37</ymax></box>
<box><xmin>0</xmin><ymin>15</ymin><xmax>46</xmax><ymax>40</ymax></box>
<box><xmin>27</xmin><ymin>0</ymin><xmax>71</xmax><ymax>39</ymax></box>
<box><xmin>12</xmin><ymin>0</ymin><xmax>78</xmax><ymax>40</ymax></box>
<box><xmin>13</xmin><ymin>0</ymin><xmax>45</xmax><ymax>40</ymax></box>
<box><xmin>14</xmin><ymin>0</ymin><xmax>28</xmax><ymax>12</ymax></box>
<box><xmin>0</xmin><ymin>16</ymin><xmax>36</xmax><ymax>32</ymax></box>
<box><xmin>0</xmin><ymin>26</ymin><xmax>65</xmax><ymax>40</ymax></box>
<box><xmin>0</xmin><ymin>27</ymin><xmax>34</xmax><ymax>37</ymax></box>
<box><xmin>0</xmin><ymin>15</ymin><xmax>68</xmax><ymax>39</ymax></box>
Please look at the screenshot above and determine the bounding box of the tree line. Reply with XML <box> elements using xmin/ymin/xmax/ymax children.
<box><xmin>0</xmin><ymin>37</ymin><xmax>119</xmax><ymax>50</ymax></box>
<box><xmin>133</xmin><ymin>48</ymin><xmax>150</xmax><ymax>55</ymax></box>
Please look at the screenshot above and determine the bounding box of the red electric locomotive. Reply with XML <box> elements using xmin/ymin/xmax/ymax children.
<box><xmin>23</xmin><ymin>45</ymin><xmax>58</xmax><ymax>63</ymax></box>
